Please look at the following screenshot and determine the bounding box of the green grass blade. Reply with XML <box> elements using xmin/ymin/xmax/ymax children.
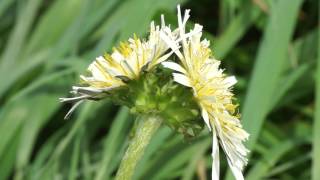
<box><xmin>0</xmin><ymin>128</ymin><xmax>20</xmax><ymax>180</ymax></box>
<box><xmin>9</xmin><ymin>68</ymin><xmax>74</xmax><ymax>102</ymax></box>
<box><xmin>0</xmin><ymin>94</ymin><xmax>60</xmax><ymax>180</ymax></box>
<box><xmin>34</xmin><ymin>102</ymin><xmax>98</xmax><ymax>178</ymax></box>
<box><xmin>214</xmin><ymin>2</ymin><xmax>261</xmax><ymax>59</ymax></box>
<box><xmin>312</xmin><ymin>9</ymin><xmax>320</xmax><ymax>180</ymax></box>
<box><xmin>0</xmin><ymin>102</ymin><xmax>27</xmax><ymax>160</ymax></box>
<box><xmin>151</xmin><ymin>138</ymin><xmax>210</xmax><ymax>180</ymax></box>
<box><xmin>81</xmin><ymin>140</ymin><xmax>93</xmax><ymax>180</ymax></box>
<box><xmin>181</xmin><ymin>139</ymin><xmax>211</xmax><ymax>180</ymax></box>
<box><xmin>13</xmin><ymin>95</ymin><xmax>61</xmax><ymax>180</ymax></box>
<box><xmin>0</xmin><ymin>49</ymin><xmax>50</xmax><ymax>98</ymax></box>
<box><xmin>94</xmin><ymin>107</ymin><xmax>131</xmax><ymax>180</ymax></box>
<box><xmin>0</xmin><ymin>0</ymin><xmax>41</xmax><ymax>70</ymax></box>
<box><xmin>225</xmin><ymin>0</ymin><xmax>303</xmax><ymax>179</ymax></box>
<box><xmin>28</xmin><ymin>125</ymin><xmax>67</xmax><ymax>177</ymax></box>
<box><xmin>246</xmin><ymin>140</ymin><xmax>305</xmax><ymax>180</ymax></box>
<box><xmin>268</xmin><ymin>152</ymin><xmax>311</xmax><ymax>177</ymax></box>
<box><xmin>270</xmin><ymin>63</ymin><xmax>310</xmax><ymax>110</ymax></box>
<box><xmin>67</xmin><ymin>129</ymin><xmax>82</xmax><ymax>180</ymax></box>
<box><xmin>0</xmin><ymin>0</ymin><xmax>15</xmax><ymax>18</ymax></box>
<box><xmin>241</xmin><ymin>0</ymin><xmax>303</xmax><ymax>150</ymax></box>
<box><xmin>138</xmin><ymin>135</ymin><xmax>209</xmax><ymax>180</ymax></box>
<box><xmin>24</xmin><ymin>0</ymin><xmax>86</xmax><ymax>54</ymax></box>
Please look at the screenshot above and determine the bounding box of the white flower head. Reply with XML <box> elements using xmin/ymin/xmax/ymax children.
<box><xmin>161</xmin><ymin>5</ymin><xmax>249</xmax><ymax>180</ymax></box>
<box><xmin>60</xmin><ymin>16</ymin><xmax>175</xmax><ymax>119</ymax></box>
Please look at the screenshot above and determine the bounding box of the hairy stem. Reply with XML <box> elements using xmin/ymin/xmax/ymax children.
<box><xmin>115</xmin><ymin>114</ymin><xmax>162</xmax><ymax>180</ymax></box>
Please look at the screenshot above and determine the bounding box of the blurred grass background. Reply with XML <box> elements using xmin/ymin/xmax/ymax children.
<box><xmin>0</xmin><ymin>0</ymin><xmax>318</xmax><ymax>179</ymax></box>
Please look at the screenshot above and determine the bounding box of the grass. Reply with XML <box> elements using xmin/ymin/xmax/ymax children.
<box><xmin>312</xmin><ymin>6</ymin><xmax>320</xmax><ymax>180</ymax></box>
<box><xmin>0</xmin><ymin>0</ymin><xmax>318</xmax><ymax>179</ymax></box>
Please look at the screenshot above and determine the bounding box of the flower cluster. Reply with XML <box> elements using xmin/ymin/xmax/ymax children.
<box><xmin>61</xmin><ymin>5</ymin><xmax>249</xmax><ymax>180</ymax></box>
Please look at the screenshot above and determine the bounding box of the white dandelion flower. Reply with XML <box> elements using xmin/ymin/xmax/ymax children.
<box><xmin>161</xmin><ymin>5</ymin><xmax>249</xmax><ymax>180</ymax></box>
<box><xmin>60</xmin><ymin>16</ymin><xmax>176</xmax><ymax>119</ymax></box>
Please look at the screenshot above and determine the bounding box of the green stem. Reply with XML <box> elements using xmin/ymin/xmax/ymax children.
<box><xmin>115</xmin><ymin>114</ymin><xmax>162</xmax><ymax>180</ymax></box>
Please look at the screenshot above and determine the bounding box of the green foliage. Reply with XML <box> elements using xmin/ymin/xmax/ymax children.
<box><xmin>0</xmin><ymin>0</ymin><xmax>317</xmax><ymax>179</ymax></box>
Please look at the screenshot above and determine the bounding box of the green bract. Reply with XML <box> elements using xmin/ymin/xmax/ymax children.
<box><xmin>109</xmin><ymin>67</ymin><xmax>204</xmax><ymax>138</ymax></box>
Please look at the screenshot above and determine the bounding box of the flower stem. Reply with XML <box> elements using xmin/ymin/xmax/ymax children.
<box><xmin>115</xmin><ymin>114</ymin><xmax>162</xmax><ymax>180</ymax></box>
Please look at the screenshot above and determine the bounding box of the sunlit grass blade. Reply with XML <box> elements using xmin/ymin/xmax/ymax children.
<box><xmin>224</xmin><ymin>0</ymin><xmax>303</xmax><ymax>179</ymax></box>
<box><xmin>241</xmin><ymin>0</ymin><xmax>303</xmax><ymax>149</ymax></box>
<box><xmin>312</xmin><ymin>11</ymin><xmax>320</xmax><ymax>180</ymax></box>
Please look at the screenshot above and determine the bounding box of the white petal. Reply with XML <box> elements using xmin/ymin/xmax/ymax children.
<box><xmin>212</xmin><ymin>114</ymin><xmax>248</xmax><ymax>180</ymax></box>
<box><xmin>120</xmin><ymin>60</ymin><xmax>136</xmax><ymax>77</ymax></box>
<box><xmin>224</xmin><ymin>76</ymin><xmax>237</xmax><ymax>87</ymax></box>
<box><xmin>159</xmin><ymin>31</ymin><xmax>183</xmax><ymax>59</ymax></box>
<box><xmin>105</xmin><ymin>66</ymin><xmax>123</xmax><ymax>77</ymax></box>
<box><xmin>59</xmin><ymin>95</ymin><xmax>89</xmax><ymax>103</ymax></box>
<box><xmin>150</xmin><ymin>21</ymin><xmax>155</xmax><ymax>32</ymax></box>
<box><xmin>212</xmin><ymin>128</ymin><xmax>220</xmax><ymax>180</ymax></box>
<box><xmin>162</xmin><ymin>61</ymin><xmax>186</xmax><ymax>74</ymax></box>
<box><xmin>64</xmin><ymin>100</ymin><xmax>84</xmax><ymax>119</ymax></box>
<box><xmin>154</xmin><ymin>51</ymin><xmax>173</xmax><ymax>65</ymax></box>
<box><xmin>161</xmin><ymin>14</ymin><xmax>165</xmax><ymax>28</ymax></box>
<box><xmin>176</xmin><ymin>24</ymin><xmax>203</xmax><ymax>42</ymax></box>
<box><xmin>227</xmin><ymin>159</ymin><xmax>244</xmax><ymax>180</ymax></box>
<box><xmin>173</xmin><ymin>73</ymin><xmax>191</xmax><ymax>87</ymax></box>
<box><xmin>80</xmin><ymin>75</ymin><xmax>92</xmax><ymax>82</ymax></box>
<box><xmin>201</xmin><ymin>39</ymin><xmax>210</xmax><ymax>47</ymax></box>
<box><xmin>182</xmin><ymin>9</ymin><xmax>190</xmax><ymax>25</ymax></box>
<box><xmin>200</xmin><ymin>107</ymin><xmax>211</xmax><ymax>131</ymax></box>
<box><xmin>111</xmin><ymin>51</ymin><xmax>124</xmax><ymax>63</ymax></box>
<box><xmin>72</xmin><ymin>86</ymin><xmax>103</xmax><ymax>93</ymax></box>
<box><xmin>96</xmin><ymin>56</ymin><xmax>105</xmax><ymax>62</ymax></box>
<box><xmin>88</xmin><ymin>63</ymin><xmax>107</xmax><ymax>81</ymax></box>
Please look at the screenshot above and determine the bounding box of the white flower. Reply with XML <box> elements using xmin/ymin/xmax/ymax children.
<box><xmin>160</xmin><ymin>5</ymin><xmax>249</xmax><ymax>180</ymax></box>
<box><xmin>60</xmin><ymin>16</ymin><xmax>175</xmax><ymax>119</ymax></box>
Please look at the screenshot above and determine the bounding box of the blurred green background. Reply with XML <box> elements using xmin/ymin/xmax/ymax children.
<box><xmin>0</xmin><ymin>0</ymin><xmax>318</xmax><ymax>179</ymax></box>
